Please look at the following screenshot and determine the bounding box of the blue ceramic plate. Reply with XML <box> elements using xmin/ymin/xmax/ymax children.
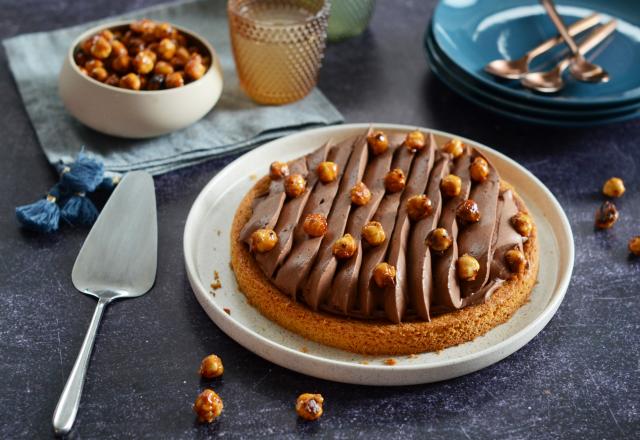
<box><xmin>432</xmin><ymin>0</ymin><xmax>640</xmax><ymax>107</ymax></box>
<box><xmin>425</xmin><ymin>24</ymin><xmax>640</xmax><ymax>119</ymax></box>
<box><xmin>425</xmin><ymin>30</ymin><xmax>640</xmax><ymax>126</ymax></box>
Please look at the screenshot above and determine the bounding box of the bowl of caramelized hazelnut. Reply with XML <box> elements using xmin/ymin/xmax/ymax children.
<box><xmin>59</xmin><ymin>19</ymin><xmax>223</xmax><ymax>138</ymax></box>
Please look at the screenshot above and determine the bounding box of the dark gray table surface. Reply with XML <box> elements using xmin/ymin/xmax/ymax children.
<box><xmin>1</xmin><ymin>1</ymin><xmax>638</xmax><ymax>439</ymax></box>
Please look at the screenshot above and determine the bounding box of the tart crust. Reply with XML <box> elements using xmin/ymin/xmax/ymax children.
<box><xmin>231</xmin><ymin>176</ymin><xmax>538</xmax><ymax>355</ymax></box>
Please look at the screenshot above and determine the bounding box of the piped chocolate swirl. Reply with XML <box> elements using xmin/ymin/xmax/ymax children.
<box><xmin>242</xmin><ymin>129</ymin><xmax>531</xmax><ymax>323</ymax></box>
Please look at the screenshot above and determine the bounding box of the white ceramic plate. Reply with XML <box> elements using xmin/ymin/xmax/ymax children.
<box><xmin>183</xmin><ymin>123</ymin><xmax>574</xmax><ymax>386</ymax></box>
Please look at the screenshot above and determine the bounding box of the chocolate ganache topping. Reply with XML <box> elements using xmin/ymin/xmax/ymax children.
<box><xmin>241</xmin><ymin>129</ymin><xmax>528</xmax><ymax>323</ymax></box>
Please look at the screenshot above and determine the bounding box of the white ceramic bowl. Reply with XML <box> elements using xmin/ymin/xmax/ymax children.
<box><xmin>59</xmin><ymin>20</ymin><xmax>223</xmax><ymax>138</ymax></box>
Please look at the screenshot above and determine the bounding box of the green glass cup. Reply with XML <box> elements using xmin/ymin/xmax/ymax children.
<box><xmin>327</xmin><ymin>0</ymin><xmax>377</xmax><ymax>42</ymax></box>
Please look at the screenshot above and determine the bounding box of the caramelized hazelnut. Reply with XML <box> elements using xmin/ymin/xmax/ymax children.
<box><xmin>303</xmin><ymin>213</ymin><xmax>328</xmax><ymax>237</ymax></box>
<box><xmin>81</xmin><ymin>35</ymin><xmax>99</xmax><ymax>54</ymax></box>
<box><xmin>367</xmin><ymin>130</ymin><xmax>389</xmax><ymax>155</ymax></box>
<box><xmin>127</xmin><ymin>37</ymin><xmax>146</xmax><ymax>55</ymax></box>
<box><xmin>171</xmin><ymin>46</ymin><xmax>191</xmax><ymax>67</ymax></box>
<box><xmin>504</xmin><ymin>248</ymin><xmax>527</xmax><ymax>277</ymax></box>
<box><xmin>85</xmin><ymin>59</ymin><xmax>104</xmax><ymax>71</ymax></box>
<box><xmin>350</xmin><ymin>182</ymin><xmax>371</xmax><ymax>206</ymax></box>
<box><xmin>332</xmin><ymin>234</ymin><xmax>357</xmax><ymax>259</ymax></box>
<box><xmin>602</xmin><ymin>177</ymin><xmax>625</xmax><ymax>198</ymax></box>
<box><xmin>158</xmin><ymin>37</ymin><xmax>177</xmax><ymax>61</ymax></box>
<box><xmin>511</xmin><ymin>212</ymin><xmax>533</xmax><ymax>237</ymax></box>
<box><xmin>456</xmin><ymin>199</ymin><xmax>481</xmax><ymax>224</ymax></box>
<box><xmin>316</xmin><ymin>161</ymin><xmax>338</xmax><ymax>184</ymax></box>
<box><xmin>154</xmin><ymin>60</ymin><xmax>174</xmax><ymax>75</ymax></box>
<box><xmin>404</xmin><ymin>130</ymin><xmax>426</xmax><ymax>152</ymax></box>
<box><xmin>250</xmin><ymin>229</ymin><xmax>278</xmax><ymax>252</ymax></box>
<box><xmin>111</xmin><ymin>39</ymin><xmax>127</xmax><ymax>57</ymax></box>
<box><xmin>442</xmin><ymin>138</ymin><xmax>464</xmax><ymax>159</ymax></box>
<box><xmin>165</xmin><ymin>71</ymin><xmax>185</xmax><ymax>88</ymax></box>
<box><xmin>628</xmin><ymin>236</ymin><xmax>640</xmax><ymax>256</ymax></box>
<box><xmin>284</xmin><ymin>173</ymin><xmax>306</xmax><ymax>198</ymax></box>
<box><xmin>100</xmin><ymin>29</ymin><xmax>115</xmax><ymax>41</ymax></box>
<box><xmin>426</xmin><ymin>228</ymin><xmax>452</xmax><ymax>252</ymax></box>
<box><xmin>406</xmin><ymin>194</ymin><xmax>433</xmax><ymax>221</ymax></box>
<box><xmin>269</xmin><ymin>161</ymin><xmax>289</xmax><ymax>179</ymax></box>
<box><xmin>130</xmin><ymin>18</ymin><xmax>155</xmax><ymax>34</ymax></box>
<box><xmin>361</xmin><ymin>221</ymin><xmax>386</xmax><ymax>246</ymax></box>
<box><xmin>373</xmin><ymin>262</ymin><xmax>396</xmax><ymax>288</ymax></box>
<box><xmin>111</xmin><ymin>54</ymin><xmax>131</xmax><ymax>73</ymax></box>
<box><xmin>74</xmin><ymin>50</ymin><xmax>89</xmax><ymax>66</ymax></box>
<box><xmin>193</xmin><ymin>389</ymin><xmax>223</xmax><ymax>423</ymax></box>
<box><xmin>384</xmin><ymin>168</ymin><xmax>406</xmax><ymax>193</ymax></box>
<box><xmin>133</xmin><ymin>50</ymin><xmax>155</xmax><ymax>74</ymax></box>
<box><xmin>440</xmin><ymin>174</ymin><xmax>462</xmax><ymax>197</ymax></box>
<box><xmin>105</xmin><ymin>74</ymin><xmax>120</xmax><ymax>87</ymax></box>
<box><xmin>119</xmin><ymin>72</ymin><xmax>141</xmax><ymax>90</ymax></box>
<box><xmin>89</xmin><ymin>66</ymin><xmax>108</xmax><ymax>82</ymax></box>
<box><xmin>199</xmin><ymin>354</ymin><xmax>224</xmax><ymax>378</ymax></box>
<box><xmin>457</xmin><ymin>254</ymin><xmax>480</xmax><ymax>281</ymax></box>
<box><xmin>90</xmin><ymin>36</ymin><xmax>112</xmax><ymax>59</ymax></box>
<box><xmin>296</xmin><ymin>393</ymin><xmax>324</xmax><ymax>421</ymax></box>
<box><xmin>154</xmin><ymin>22</ymin><xmax>175</xmax><ymax>39</ymax></box>
<box><xmin>469</xmin><ymin>157</ymin><xmax>490</xmax><ymax>183</ymax></box>
<box><xmin>595</xmin><ymin>201</ymin><xmax>619</xmax><ymax>229</ymax></box>
<box><xmin>147</xmin><ymin>74</ymin><xmax>165</xmax><ymax>91</ymax></box>
<box><xmin>185</xmin><ymin>59</ymin><xmax>206</xmax><ymax>80</ymax></box>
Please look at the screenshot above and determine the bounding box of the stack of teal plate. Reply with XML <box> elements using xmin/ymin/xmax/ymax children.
<box><xmin>425</xmin><ymin>0</ymin><xmax>640</xmax><ymax>126</ymax></box>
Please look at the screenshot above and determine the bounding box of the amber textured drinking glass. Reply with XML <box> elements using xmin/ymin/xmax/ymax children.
<box><xmin>228</xmin><ymin>0</ymin><xmax>330</xmax><ymax>105</ymax></box>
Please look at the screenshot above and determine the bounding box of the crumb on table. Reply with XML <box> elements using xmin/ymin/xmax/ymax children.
<box><xmin>300</xmin><ymin>346</ymin><xmax>309</xmax><ymax>353</ymax></box>
<box><xmin>223</xmin><ymin>308</ymin><xmax>231</xmax><ymax>315</ymax></box>
<box><xmin>408</xmin><ymin>354</ymin><xmax>418</xmax><ymax>359</ymax></box>
<box><xmin>249</xmin><ymin>174</ymin><xmax>257</xmax><ymax>181</ymax></box>
<box><xmin>384</xmin><ymin>358</ymin><xmax>397</xmax><ymax>366</ymax></box>
<box><xmin>210</xmin><ymin>270</ymin><xmax>222</xmax><ymax>291</ymax></box>
<box><xmin>359</xmin><ymin>360</ymin><xmax>369</xmax><ymax>365</ymax></box>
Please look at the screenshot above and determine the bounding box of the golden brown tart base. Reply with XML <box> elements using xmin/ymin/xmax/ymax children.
<box><xmin>231</xmin><ymin>176</ymin><xmax>538</xmax><ymax>356</ymax></box>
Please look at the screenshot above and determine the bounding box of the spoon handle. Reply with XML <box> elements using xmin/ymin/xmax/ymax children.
<box><xmin>557</xmin><ymin>20</ymin><xmax>618</xmax><ymax>73</ymax></box>
<box><xmin>52</xmin><ymin>297</ymin><xmax>110</xmax><ymax>435</ymax></box>
<box><xmin>540</xmin><ymin>0</ymin><xmax>581</xmax><ymax>55</ymax></box>
<box><xmin>527</xmin><ymin>13</ymin><xmax>600</xmax><ymax>59</ymax></box>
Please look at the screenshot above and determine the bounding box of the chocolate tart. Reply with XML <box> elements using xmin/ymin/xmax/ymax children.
<box><xmin>230</xmin><ymin>129</ymin><xmax>538</xmax><ymax>355</ymax></box>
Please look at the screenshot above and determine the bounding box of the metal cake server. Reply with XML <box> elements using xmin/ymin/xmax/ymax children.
<box><xmin>52</xmin><ymin>171</ymin><xmax>157</xmax><ymax>436</ymax></box>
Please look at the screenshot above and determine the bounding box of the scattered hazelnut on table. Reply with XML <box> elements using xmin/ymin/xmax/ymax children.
<box><xmin>457</xmin><ymin>254</ymin><xmax>480</xmax><ymax>281</ymax></box>
<box><xmin>469</xmin><ymin>157</ymin><xmax>490</xmax><ymax>183</ymax></box>
<box><xmin>284</xmin><ymin>173</ymin><xmax>307</xmax><ymax>198</ymax></box>
<box><xmin>317</xmin><ymin>161</ymin><xmax>338</xmax><ymax>184</ymax></box>
<box><xmin>199</xmin><ymin>354</ymin><xmax>224</xmax><ymax>378</ymax></box>
<box><xmin>404</xmin><ymin>130</ymin><xmax>426</xmax><ymax>152</ymax></box>
<box><xmin>602</xmin><ymin>177</ymin><xmax>625</xmax><ymax>198</ymax></box>
<box><xmin>303</xmin><ymin>213</ymin><xmax>328</xmax><ymax>237</ymax></box>
<box><xmin>442</xmin><ymin>138</ymin><xmax>464</xmax><ymax>159</ymax></box>
<box><xmin>406</xmin><ymin>194</ymin><xmax>433</xmax><ymax>221</ymax></box>
<box><xmin>384</xmin><ymin>168</ymin><xmax>406</xmax><ymax>193</ymax></box>
<box><xmin>628</xmin><ymin>236</ymin><xmax>640</xmax><ymax>256</ymax></box>
<box><xmin>426</xmin><ymin>228</ymin><xmax>452</xmax><ymax>252</ymax></box>
<box><xmin>296</xmin><ymin>393</ymin><xmax>324</xmax><ymax>421</ymax></box>
<box><xmin>250</xmin><ymin>228</ymin><xmax>278</xmax><ymax>253</ymax></box>
<box><xmin>456</xmin><ymin>199</ymin><xmax>481</xmax><ymax>224</ymax></box>
<box><xmin>193</xmin><ymin>389</ymin><xmax>223</xmax><ymax>423</ymax></box>
<box><xmin>333</xmin><ymin>234</ymin><xmax>357</xmax><ymax>259</ymax></box>
<box><xmin>504</xmin><ymin>248</ymin><xmax>527</xmax><ymax>277</ymax></box>
<box><xmin>361</xmin><ymin>221</ymin><xmax>386</xmax><ymax>246</ymax></box>
<box><xmin>367</xmin><ymin>131</ymin><xmax>389</xmax><ymax>155</ymax></box>
<box><xmin>373</xmin><ymin>262</ymin><xmax>396</xmax><ymax>288</ymax></box>
<box><xmin>511</xmin><ymin>212</ymin><xmax>533</xmax><ymax>237</ymax></box>
<box><xmin>350</xmin><ymin>182</ymin><xmax>371</xmax><ymax>206</ymax></box>
<box><xmin>440</xmin><ymin>174</ymin><xmax>462</xmax><ymax>197</ymax></box>
<box><xmin>594</xmin><ymin>201</ymin><xmax>619</xmax><ymax>229</ymax></box>
<box><xmin>269</xmin><ymin>161</ymin><xmax>289</xmax><ymax>180</ymax></box>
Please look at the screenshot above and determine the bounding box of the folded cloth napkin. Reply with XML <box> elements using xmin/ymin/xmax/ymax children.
<box><xmin>2</xmin><ymin>0</ymin><xmax>343</xmax><ymax>175</ymax></box>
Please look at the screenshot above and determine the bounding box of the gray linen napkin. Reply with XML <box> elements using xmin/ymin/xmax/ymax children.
<box><xmin>2</xmin><ymin>0</ymin><xmax>343</xmax><ymax>174</ymax></box>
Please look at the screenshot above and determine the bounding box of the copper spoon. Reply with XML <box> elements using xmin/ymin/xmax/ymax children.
<box><xmin>485</xmin><ymin>13</ymin><xmax>601</xmax><ymax>80</ymax></box>
<box><xmin>521</xmin><ymin>20</ymin><xmax>617</xmax><ymax>93</ymax></box>
<box><xmin>540</xmin><ymin>0</ymin><xmax>609</xmax><ymax>83</ymax></box>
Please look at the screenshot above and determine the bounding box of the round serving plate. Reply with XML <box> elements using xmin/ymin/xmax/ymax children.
<box><xmin>183</xmin><ymin>123</ymin><xmax>575</xmax><ymax>386</ymax></box>
<box><xmin>425</xmin><ymin>24</ymin><xmax>640</xmax><ymax>120</ymax></box>
<box><xmin>425</xmin><ymin>26</ymin><xmax>640</xmax><ymax>126</ymax></box>
<box><xmin>432</xmin><ymin>0</ymin><xmax>640</xmax><ymax>108</ymax></box>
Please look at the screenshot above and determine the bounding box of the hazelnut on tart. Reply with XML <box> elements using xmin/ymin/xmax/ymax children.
<box><xmin>231</xmin><ymin>129</ymin><xmax>538</xmax><ymax>355</ymax></box>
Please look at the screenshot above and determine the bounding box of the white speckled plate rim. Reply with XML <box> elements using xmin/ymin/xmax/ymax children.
<box><xmin>183</xmin><ymin>123</ymin><xmax>574</xmax><ymax>386</ymax></box>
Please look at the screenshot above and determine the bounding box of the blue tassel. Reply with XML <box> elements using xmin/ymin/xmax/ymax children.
<box><xmin>97</xmin><ymin>173</ymin><xmax>122</xmax><ymax>191</ymax></box>
<box><xmin>61</xmin><ymin>193</ymin><xmax>99</xmax><ymax>226</ymax></box>
<box><xmin>15</xmin><ymin>184</ymin><xmax>65</xmax><ymax>233</ymax></box>
<box><xmin>58</xmin><ymin>152</ymin><xmax>105</xmax><ymax>193</ymax></box>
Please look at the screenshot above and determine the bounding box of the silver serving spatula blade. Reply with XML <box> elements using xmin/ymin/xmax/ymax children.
<box><xmin>53</xmin><ymin>171</ymin><xmax>157</xmax><ymax>436</ymax></box>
